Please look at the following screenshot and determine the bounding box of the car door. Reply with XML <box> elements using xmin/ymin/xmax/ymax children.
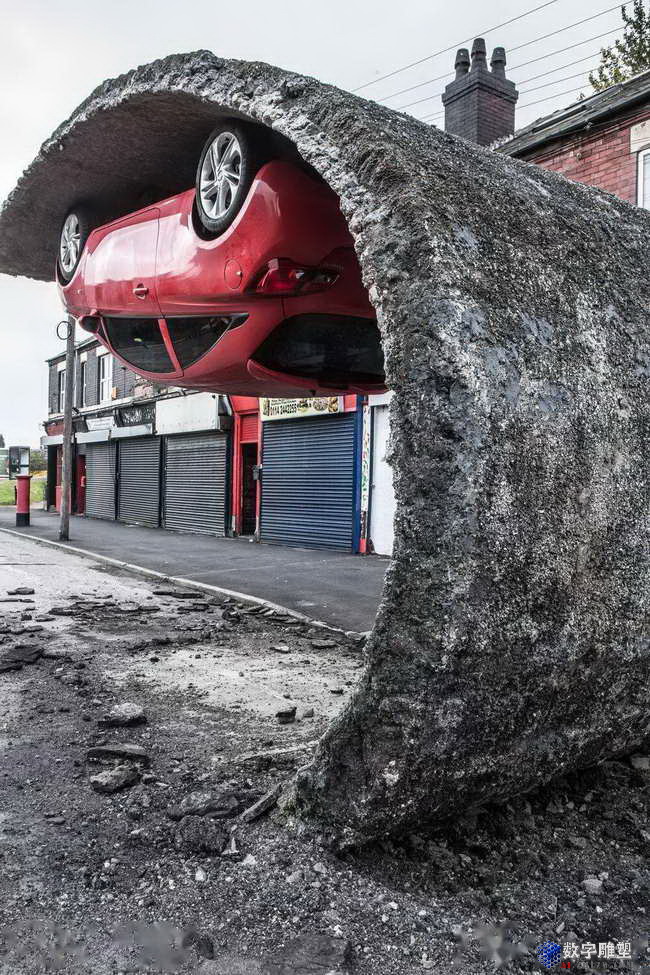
<box><xmin>84</xmin><ymin>207</ymin><xmax>161</xmax><ymax>317</ymax></box>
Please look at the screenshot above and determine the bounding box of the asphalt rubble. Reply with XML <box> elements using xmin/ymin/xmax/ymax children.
<box><xmin>0</xmin><ymin>562</ymin><xmax>647</xmax><ymax>974</ymax></box>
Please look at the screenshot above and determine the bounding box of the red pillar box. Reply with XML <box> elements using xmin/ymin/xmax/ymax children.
<box><xmin>15</xmin><ymin>474</ymin><xmax>31</xmax><ymax>527</ymax></box>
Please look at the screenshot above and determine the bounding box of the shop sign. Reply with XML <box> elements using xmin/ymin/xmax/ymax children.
<box><xmin>117</xmin><ymin>403</ymin><xmax>155</xmax><ymax>427</ymax></box>
<box><xmin>85</xmin><ymin>415</ymin><xmax>115</xmax><ymax>431</ymax></box>
<box><xmin>260</xmin><ymin>396</ymin><xmax>343</xmax><ymax>421</ymax></box>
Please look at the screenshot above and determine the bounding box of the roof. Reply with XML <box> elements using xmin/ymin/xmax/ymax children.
<box><xmin>499</xmin><ymin>67</ymin><xmax>650</xmax><ymax>157</ymax></box>
<box><xmin>45</xmin><ymin>334</ymin><xmax>98</xmax><ymax>365</ymax></box>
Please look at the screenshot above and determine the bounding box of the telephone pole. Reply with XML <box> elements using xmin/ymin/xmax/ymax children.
<box><xmin>59</xmin><ymin>316</ymin><xmax>75</xmax><ymax>541</ymax></box>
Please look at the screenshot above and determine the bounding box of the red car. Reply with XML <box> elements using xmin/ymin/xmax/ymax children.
<box><xmin>57</xmin><ymin>120</ymin><xmax>384</xmax><ymax>397</ymax></box>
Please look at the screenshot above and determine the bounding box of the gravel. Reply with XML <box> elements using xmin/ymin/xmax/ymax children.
<box><xmin>0</xmin><ymin>542</ymin><xmax>647</xmax><ymax>973</ymax></box>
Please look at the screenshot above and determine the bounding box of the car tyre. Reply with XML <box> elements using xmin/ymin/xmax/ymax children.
<box><xmin>57</xmin><ymin>208</ymin><xmax>93</xmax><ymax>284</ymax></box>
<box><xmin>195</xmin><ymin>121</ymin><xmax>270</xmax><ymax>237</ymax></box>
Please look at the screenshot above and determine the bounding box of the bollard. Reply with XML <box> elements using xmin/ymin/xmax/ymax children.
<box><xmin>15</xmin><ymin>474</ymin><xmax>31</xmax><ymax>527</ymax></box>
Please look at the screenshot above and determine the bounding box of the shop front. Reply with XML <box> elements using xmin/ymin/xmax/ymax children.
<box><xmin>259</xmin><ymin>395</ymin><xmax>363</xmax><ymax>552</ymax></box>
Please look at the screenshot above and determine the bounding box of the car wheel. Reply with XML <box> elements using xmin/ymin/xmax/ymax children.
<box><xmin>195</xmin><ymin>122</ymin><xmax>269</xmax><ymax>237</ymax></box>
<box><xmin>57</xmin><ymin>208</ymin><xmax>92</xmax><ymax>283</ymax></box>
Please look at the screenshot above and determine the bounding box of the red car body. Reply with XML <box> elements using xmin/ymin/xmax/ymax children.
<box><xmin>58</xmin><ymin>161</ymin><xmax>384</xmax><ymax>396</ymax></box>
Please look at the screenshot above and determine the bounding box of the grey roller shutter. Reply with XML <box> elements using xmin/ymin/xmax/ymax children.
<box><xmin>85</xmin><ymin>442</ymin><xmax>116</xmax><ymax>520</ymax></box>
<box><xmin>260</xmin><ymin>412</ymin><xmax>356</xmax><ymax>551</ymax></box>
<box><xmin>118</xmin><ymin>437</ymin><xmax>161</xmax><ymax>527</ymax></box>
<box><xmin>163</xmin><ymin>432</ymin><xmax>227</xmax><ymax>535</ymax></box>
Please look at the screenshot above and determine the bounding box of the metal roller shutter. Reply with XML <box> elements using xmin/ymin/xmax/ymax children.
<box><xmin>118</xmin><ymin>437</ymin><xmax>161</xmax><ymax>527</ymax></box>
<box><xmin>163</xmin><ymin>432</ymin><xmax>228</xmax><ymax>535</ymax></box>
<box><xmin>85</xmin><ymin>442</ymin><xmax>116</xmax><ymax>520</ymax></box>
<box><xmin>260</xmin><ymin>413</ymin><xmax>356</xmax><ymax>551</ymax></box>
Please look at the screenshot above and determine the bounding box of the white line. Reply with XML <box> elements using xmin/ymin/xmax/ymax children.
<box><xmin>0</xmin><ymin>526</ymin><xmax>368</xmax><ymax>638</ymax></box>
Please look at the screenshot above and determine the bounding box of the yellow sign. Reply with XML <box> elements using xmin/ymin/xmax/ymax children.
<box><xmin>260</xmin><ymin>396</ymin><xmax>343</xmax><ymax>421</ymax></box>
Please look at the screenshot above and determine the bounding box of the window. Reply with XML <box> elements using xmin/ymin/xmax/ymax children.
<box><xmin>57</xmin><ymin>368</ymin><xmax>66</xmax><ymax>412</ymax></box>
<box><xmin>166</xmin><ymin>314</ymin><xmax>247</xmax><ymax>369</ymax></box>
<box><xmin>638</xmin><ymin>148</ymin><xmax>650</xmax><ymax>209</ymax></box>
<box><xmin>98</xmin><ymin>353</ymin><xmax>112</xmax><ymax>403</ymax></box>
<box><xmin>78</xmin><ymin>360</ymin><xmax>87</xmax><ymax>408</ymax></box>
<box><xmin>253</xmin><ymin>314</ymin><xmax>384</xmax><ymax>386</ymax></box>
<box><xmin>103</xmin><ymin>318</ymin><xmax>173</xmax><ymax>374</ymax></box>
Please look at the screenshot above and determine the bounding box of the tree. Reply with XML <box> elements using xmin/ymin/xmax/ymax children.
<box><xmin>29</xmin><ymin>449</ymin><xmax>45</xmax><ymax>473</ymax></box>
<box><xmin>589</xmin><ymin>1</ymin><xmax>650</xmax><ymax>92</ymax></box>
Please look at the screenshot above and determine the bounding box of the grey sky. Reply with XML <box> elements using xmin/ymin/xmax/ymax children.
<box><xmin>0</xmin><ymin>0</ymin><xmax>624</xmax><ymax>446</ymax></box>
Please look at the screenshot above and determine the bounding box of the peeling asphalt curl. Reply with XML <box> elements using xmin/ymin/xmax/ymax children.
<box><xmin>0</xmin><ymin>51</ymin><xmax>649</xmax><ymax>847</ymax></box>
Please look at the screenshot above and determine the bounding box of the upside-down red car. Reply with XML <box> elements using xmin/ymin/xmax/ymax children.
<box><xmin>57</xmin><ymin>120</ymin><xmax>384</xmax><ymax>396</ymax></box>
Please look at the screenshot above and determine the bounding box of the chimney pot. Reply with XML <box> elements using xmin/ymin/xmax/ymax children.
<box><xmin>442</xmin><ymin>37</ymin><xmax>519</xmax><ymax>146</ymax></box>
<box><xmin>491</xmin><ymin>46</ymin><xmax>507</xmax><ymax>78</ymax></box>
<box><xmin>454</xmin><ymin>48</ymin><xmax>470</xmax><ymax>78</ymax></box>
<box><xmin>470</xmin><ymin>38</ymin><xmax>488</xmax><ymax>72</ymax></box>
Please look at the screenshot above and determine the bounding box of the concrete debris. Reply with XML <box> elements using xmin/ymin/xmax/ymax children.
<box><xmin>86</xmin><ymin>744</ymin><xmax>151</xmax><ymax>765</ymax></box>
<box><xmin>167</xmin><ymin>790</ymin><xmax>248</xmax><ymax>820</ymax></box>
<box><xmin>581</xmin><ymin>877</ymin><xmax>603</xmax><ymax>896</ymax></box>
<box><xmin>100</xmin><ymin>702</ymin><xmax>147</xmax><ymax>727</ymax></box>
<box><xmin>89</xmin><ymin>763</ymin><xmax>141</xmax><ymax>794</ymax></box>
<box><xmin>241</xmin><ymin>785</ymin><xmax>283</xmax><ymax>823</ymax></box>
<box><xmin>276</xmin><ymin>706</ymin><xmax>297</xmax><ymax>725</ymax></box>
<box><xmin>152</xmin><ymin>588</ymin><xmax>198</xmax><ymax>598</ymax></box>
<box><xmin>0</xmin><ymin>644</ymin><xmax>43</xmax><ymax>672</ymax></box>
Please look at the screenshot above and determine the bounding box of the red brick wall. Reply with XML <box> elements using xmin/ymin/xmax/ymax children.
<box><xmin>522</xmin><ymin>108</ymin><xmax>650</xmax><ymax>204</ymax></box>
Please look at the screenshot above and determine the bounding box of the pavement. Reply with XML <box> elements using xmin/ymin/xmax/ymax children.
<box><xmin>0</xmin><ymin>507</ymin><xmax>388</xmax><ymax>631</ymax></box>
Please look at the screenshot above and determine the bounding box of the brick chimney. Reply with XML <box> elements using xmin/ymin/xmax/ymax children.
<box><xmin>442</xmin><ymin>38</ymin><xmax>518</xmax><ymax>146</ymax></box>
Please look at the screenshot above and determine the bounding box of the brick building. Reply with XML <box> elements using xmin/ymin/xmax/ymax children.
<box><xmin>499</xmin><ymin>69</ymin><xmax>650</xmax><ymax>207</ymax></box>
<box><xmin>441</xmin><ymin>37</ymin><xmax>650</xmax><ymax>209</ymax></box>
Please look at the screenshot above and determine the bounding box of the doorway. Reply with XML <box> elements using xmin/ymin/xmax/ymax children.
<box><xmin>75</xmin><ymin>454</ymin><xmax>86</xmax><ymax>515</ymax></box>
<box><xmin>240</xmin><ymin>442</ymin><xmax>257</xmax><ymax>536</ymax></box>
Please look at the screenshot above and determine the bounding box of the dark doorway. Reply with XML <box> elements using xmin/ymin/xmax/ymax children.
<box><xmin>75</xmin><ymin>455</ymin><xmax>86</xmax><ymax>515</ymax></box>
<box><xmin>241</xmin><ymin>442</ymin><xmax>257</xmax><ymax>536</ymax></box>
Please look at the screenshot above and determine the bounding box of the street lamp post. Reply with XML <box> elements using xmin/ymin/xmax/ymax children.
<box><xmin>58</xmin><ymin>317</ymin><xmax>75</xmax><ymax>541</ymax></box>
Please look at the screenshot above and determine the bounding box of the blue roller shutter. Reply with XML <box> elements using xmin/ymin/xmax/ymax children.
<box><xmin>118</xmin><ymin>436</ymin><xmax>161</xmax><ymax>527</ymax></box>
<box><xmin>260</xmin><ymin>412</ymin><xmax>357</xmax><ymax>551</ymax></box>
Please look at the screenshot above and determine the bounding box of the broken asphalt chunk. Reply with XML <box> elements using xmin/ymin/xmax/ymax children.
<box><xmin>152</xmin><ymin>588</ymin><xmax>197</xmax><ymax>599</ymax></box>
<box><xmin>99</xmin><ymin>702</ymin><xmax>147</xmax><ymax>727</ymax></box>
<box><xmin>90</xmin><ymin>763</ymin><xmax>141</xmax><ymax>794</ymax></box>
<box><xmin>276</xmin><ymin>706</ymin><xmax>297</xmax><ymax>725</ymax></box>
<box><xmin>0</xmin><ymin>644</ymin><xmax>44</xmax><ymax>672</ymax></box>
<box><xmin>167</xmin><ymin>790</ymin><xmax>256</xmax><ymax>821</ymax></box>
<box><xmin>240</xmin><ymin>784</ymin><xmax>282</xmax><ymax>823</ymax></box>
<box><xmin>86</xmin><ymin>744</ymin><xmax>151</xmax><ymax>765</ymax></box>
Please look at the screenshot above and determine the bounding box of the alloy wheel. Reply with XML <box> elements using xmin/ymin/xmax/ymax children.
<box><xmin>59</xmin><ymin>213</ymin><xmax>82</xmax><ymax>276</ymax></box>
<box><xmin>199</xmin><ymin>131</ymin><xmax>242</xmax><ymax>220</ymax></box>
